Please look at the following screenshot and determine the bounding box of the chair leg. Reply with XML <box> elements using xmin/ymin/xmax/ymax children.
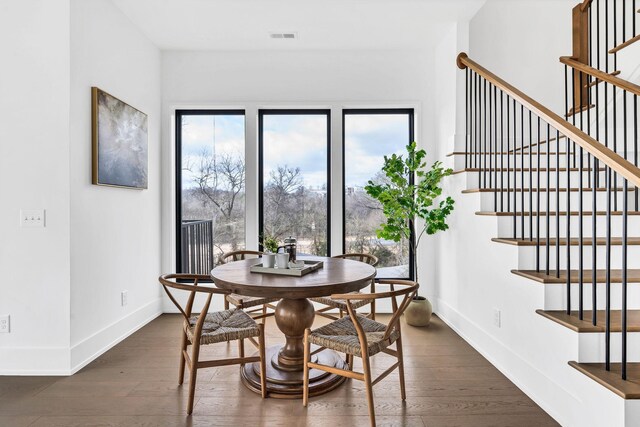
<box><xmin>224</xmin><ymin>296</ymin><xmax>230</xmax><ymax>311</ymax></box>
<box><xmin>262</xmin><ymin>304</ymin><xmax>267</xmax><ymax>325</ymax></box>
<box><xmin>238</xmin><ymin>338</ymin><xmax>245</xmax><ymax>365</ymax></box>
<box><xmin>396</xmin><ymin>335</ymin><xmax>407</xmax><ymax>401</ymax></box>
<box><xmin>258</xmin><ymin>323</ymin><xmax>267</xmax><ymax>398</ymax></box>
<box><xmin>361</xmin><ymin>352</ymin><xmax>376</xmax><ymax>427</ymax></box>
<box><xmin>346</xmin><ymin>353</ymin><xmax>354</xmax><ymax>371</ymax></box>
<box><xmin>178</xmin><ymin>332</ymin><xmax>188</xmax><ymax>385</ymax></box>
<box><xmin>187</xmin><ymin>340</ymin><xmax>201</xmax><ymax>415</ymax></box>
<box><xmin>339</xmin><ymin>309</ymin><xmax>343</xmax><ymax>318</ymax></box>
<box><xmin>302</xmin><ymin>328</ymin><xmax>311</xmax><ymax>407</ymax></box>
<box><xmin>371</xmin><ymin>300</ymin><xmax>376</xmax><ymax>321</ymax></box>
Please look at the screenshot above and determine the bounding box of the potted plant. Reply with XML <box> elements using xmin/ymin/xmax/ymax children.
<box><xmin>261</xmin><ymin>233</ymin><xmax>280</xmax><ymax>254</ymax></box>
<box><xmin>365</xmin><ymin>141</ymin><xmax>454</xmax><ymax>326</ymax></box>
<box><xmin>260</xmin><ymin>233</ymin><xmax>280</xmax><ymax>268</ymax></box>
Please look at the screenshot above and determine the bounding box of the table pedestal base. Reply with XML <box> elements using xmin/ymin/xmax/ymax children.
<box><xmin>240</xmin><ymin>345</ymin><xmax>348</xmax><ymax>399</ymax></box>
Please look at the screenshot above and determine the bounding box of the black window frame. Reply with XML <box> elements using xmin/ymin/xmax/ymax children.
<box><xmin>175</xmin><ymin>109</ymin><xmax>246</xmax><ymax>274</ymax></box>
<box><xmin>342</xmin><ymin>108</ymin><xmax>415</xmax><ymax>280</ymax></box>
<box><xmin>258</xmin><ymin>109</ymin><xmax>332</xmax><ymax>256</ymax></box>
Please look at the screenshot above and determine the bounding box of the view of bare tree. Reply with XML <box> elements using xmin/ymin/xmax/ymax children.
<box><xmin>182</xmin><ymin>148</ymin><xmax>246</xmax><ymax>258</ymax></box>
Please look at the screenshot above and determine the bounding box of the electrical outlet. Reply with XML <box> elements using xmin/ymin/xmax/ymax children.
<box><xmin>121</xmin><ymin>291</ymin><xmax>128</xmax><ymax>307</ymax></box>
<box><xmin>493</xmin><ymin>308</ymin><xmax>501</xmax><ymax>328</ymax></box>
<box><xmin>20</xmin><ymin>209</ymin><xmax>46</xmax><ymax>228</ymax></box>
<box><xmin>0</xmin><ymin>315</ymin><xmax>10</xmax><ymax>333</ymax></box>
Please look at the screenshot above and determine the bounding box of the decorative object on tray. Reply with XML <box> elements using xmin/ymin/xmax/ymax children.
<box><xmin>91</xmin><ymin>87</ymin><xmax>148</xmax><ymax>189</ymax></box>
<box><xmin>260</xmin><ymin>233</ymin><xmax>280</xmax><ymax>254</ymax></box>
<box><xmin>262</xmin><ymin>253</ymin><xmax>276</xmax><ymax>268</ymax></box>
<box><xmin>276</xmin><ymin>253</ymin><xmax>289</xmax><ymax>269</ymax></box>
<box><xmin>365</xmin><ymin>141</ymin><xmax>454</xmax><ymax>327</ymax></box>
<box><xmin>250</xmin><ymin>260</ymin><xmax>323</xmax><ymax>277</ymax></box>
<box><xmin>281</xmin><ymin>236</ymin><xmax>297</xmax><ymax>261</ymax></box>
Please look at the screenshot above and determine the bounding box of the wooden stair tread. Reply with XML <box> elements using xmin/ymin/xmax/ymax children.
<box><xmin>512</xmin><ymin>269</ymin><xmax>640</xmax><ymax>284</ymax></box>
<box><xmin>536</xmin><ymin>309</ymin><xmax>640</xmax><ymax>333</ymax></box>
<box><xmin>492</xmin><ymin>237</ymin><xmax>640</xmax><ymax>246</ymax></box>
<box><xmin>453</xmin><ymin>167</ymin><xmax>602</xmax><ymax>174</ymax></box>
<box><xmin>511</xmin><ymin>135</ymin><xmax>567</xmax><ymax>153</ymax></box>
<box><xmin>477</xmin><ymin>210</ymin><xmax>640</xmax><ymax>217</ymax></box>
<box><xmin>463</xmin><ymin>187</ymin><xmax>631</xmax><ymax>193</ymax></box>
<box><xmin>447</xmin><ymin>151</ymin><xmax>567</xmax><ymax>156</ymax></box>
<box><xmin>569</xmin><ymin>362</ymin><xmax>640</xmax><ymax>399</ymax></box>
<box><xmin>609</xmin><ymin>34</ymin><xmax>640</xmax><ymax>54</ymax></box>
<box><xmin>476</xmin><ymin>210</ymin><xmax>640</xmax><ymax>217</ymax></box>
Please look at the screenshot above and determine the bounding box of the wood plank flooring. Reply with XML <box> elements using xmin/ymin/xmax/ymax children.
<box><xmin>0</xmin><ymin>314</ymin><xmax>558</xmax><ymax>426</ymax></box>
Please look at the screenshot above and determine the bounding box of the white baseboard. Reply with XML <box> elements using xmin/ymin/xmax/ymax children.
<box><xmin>0</xmin><ymin>347</ymin><xmax>71</xmax><ymax>376</ymax></box>
<box><xmin>69</xmin><ymin>297</ymin><xmax>163</xmax><ymax>374</ymax></box>
<box><xmin>435</xmin><ymin>298</ymin><xmax>572</xmax><ymax>427</ymax></box>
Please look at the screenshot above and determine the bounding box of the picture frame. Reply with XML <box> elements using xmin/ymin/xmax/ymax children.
<box><xmin>91</xmin><ymin>87</ymin><xmax>148</xmax><ymax>189</ymax></box>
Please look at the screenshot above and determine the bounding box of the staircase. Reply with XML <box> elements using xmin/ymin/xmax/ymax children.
<box><xmin>450</xmin><ymin>1</ymin><xmax>640</xmax><ymax>424</ymax></box>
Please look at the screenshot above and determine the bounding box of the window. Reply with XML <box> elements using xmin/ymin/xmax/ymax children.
<box><xmin>343</xmin><ymin>109</ymin><xmax>414</xmax><ymax>279</ymax></box>
<box><xmin>259</xmin><ymin>110</ymin><xmax>331</xmax><ymax>256</ymax></box>
<box><xmin>176</xmin><ymin>110</ymin><xmax>246</xmax><ymax>273</ymax></box>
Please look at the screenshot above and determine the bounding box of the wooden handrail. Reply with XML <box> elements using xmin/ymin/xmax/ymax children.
<box><xmin>580</xmin><ymin>0</ymin><xmax>592</xmax><ymax>12</ymax></box>
<box><xmin>457</xmin><ymin>52</ymin><xmax>640</xmax><ymax>189</ymax></box>
<box><xmin>608</xmin><ymin>34</ymin><xmax>640</xmax><ymax>54</ymax></box>
<box><xmin>560</xmin><ymin>56</ymin><xmax>640</xmax><ymax>96</ymax></box>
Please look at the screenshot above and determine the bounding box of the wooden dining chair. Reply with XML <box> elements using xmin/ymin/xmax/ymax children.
<box><xmin>158</xmin><ymin>273</ymin><xmax>268</xmax><ymax>415</ymax></box>
<box><xmin>218</xmin><ymin>250</ymin><xmax>279</xmax><ymax>322</ymax></box>
<box><xmin>302</xmin><ymin>279</ymin><xmax>419</xmax><ymax>427</ymax></box>
<box><xmin>310</xmin><ymin>253</ymin><xmax>379</xmax><ymax>320</ymax></box>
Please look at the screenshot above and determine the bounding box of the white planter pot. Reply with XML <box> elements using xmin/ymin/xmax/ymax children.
<box><xmin>404</xmin><ymin>296</ymin><xmax>432</xmax><ymax>327</ymax></box>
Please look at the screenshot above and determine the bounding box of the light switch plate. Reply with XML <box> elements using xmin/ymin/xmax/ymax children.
<box><xmin>121</xmin><ymin>291</ymin><xmax>128</xmax><ymax>307</ymax></box>
<box><xmin>0</xmin><ymin>315</ymin><xmax>10</xmax><ymax>333</ymax></box>
<box><xmin>20</xmin><ymin>209</ymin><xmax>45</xmax><ymax>228</ymax></box>
<box><xmin>493</xmin><ymin>308</ymin><xmax>501</xmax><ymax>328</ymax></box>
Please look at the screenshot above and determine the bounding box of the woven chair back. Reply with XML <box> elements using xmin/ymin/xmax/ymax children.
<box><xmin>218</xmin><ymin>250</ymin><xmax>263</xmax><ymax>265</ymax></box>
<box><xmin>158</xmin><ymin>273</ymin><xmax>228</xmax><ymax>328</ymax></box>
<box><xmin>331</xmin><ymin>279</ymin><xmax>418</xmax><ymax>342</ymax></box>
<box><xmin>332</xmin><ymin>253</ymin><xmax>379</xmax><ymax>267</ymax></box>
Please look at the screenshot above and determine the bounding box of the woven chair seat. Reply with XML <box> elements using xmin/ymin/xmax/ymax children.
<box><xmin>310</xmin><ymin>292</ymin><xmax>371</xmax><ymax>310</ymax></box>
<box><xmin>185</xmin><ymin>309</ymin><xmax>260</xmax><ymax>345</ymax></box>
<box><xmin>226</xmin><ymin>293</ymin><xmax>279</xmax><ymax>308</ymax></box>
<box><xmin>308</xmin><ymin>315</ymin><xmax>400</xmax><ymax>357</ymax></box>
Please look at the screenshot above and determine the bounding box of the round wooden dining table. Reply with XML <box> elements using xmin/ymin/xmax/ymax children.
<box><xmin>210</xmin><ymin>256</ymin><xmax>376</xmax><ymax>399</ymax></box>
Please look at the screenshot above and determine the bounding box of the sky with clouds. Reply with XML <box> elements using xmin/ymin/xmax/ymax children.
<box><xmin>180</xmin><ymin>112</ymin><xmax>410</xmax><ymax>190</ymax></box>
<box><xmin>344</xmin><ymin>114</ymin><xmax>409</xmax><ymax>188</ymax></box>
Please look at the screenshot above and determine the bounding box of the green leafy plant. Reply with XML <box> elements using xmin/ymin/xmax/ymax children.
<box><xmin>364</xmin><ymin>141</ymin><xmax>454</xmax><ymax>285</ymax></box>
<box><xmin>260</xmin><ymin>234</ymin><xmax>280</xmax><ymax>253</ymax></box>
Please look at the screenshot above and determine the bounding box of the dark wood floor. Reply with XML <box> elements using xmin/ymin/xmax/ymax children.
<box><xmin>0</xmin><ymin>314</ymin><xmax>558</xmax><ymax>426</ymax></box>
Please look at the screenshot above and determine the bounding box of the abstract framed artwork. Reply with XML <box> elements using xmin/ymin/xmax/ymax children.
<box><xmin>92</xmin><ymin>87</ymin><xmax>148</xmax><ymax>189</ymax></box>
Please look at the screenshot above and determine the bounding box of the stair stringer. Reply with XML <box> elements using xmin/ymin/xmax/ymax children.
<box><xmin>434</xmin><ymin>171</ymin><xmax>638</xmax><ymax>426</ymax></box>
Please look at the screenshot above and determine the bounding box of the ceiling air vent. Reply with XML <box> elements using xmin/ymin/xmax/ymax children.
<box><xmin>269</xmin><ymin>32</ymin><xmax>298</xmax><ymax>40</ymax></box>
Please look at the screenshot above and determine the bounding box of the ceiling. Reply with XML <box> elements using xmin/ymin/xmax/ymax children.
<box><xmin>111</xmin><ymin>0</ymin><xmax>486</xmax><ymax>51</ymax></box>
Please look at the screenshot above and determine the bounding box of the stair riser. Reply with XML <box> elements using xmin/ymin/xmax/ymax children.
<box><xmin>457</xmin><ymin>155</ymin><xmax>569</xmax><ymax>170</ymax></box>
<box><xmin>544</xmin><ymin>283</ymin><xmax>640</xmax><ymax>311</ymax></box>
<box><xmin>479</xmin><ymin>191</ymin><xmax>638</xmax><ymax>212</ymax></box>
<box><xmin>516</xmin><ymin>245</ymin><xmax>640</xmax><ymax>271</ymax></box>
<box><xmin>577</xmin><ymin>333</ymin><xmax>640</xmax><ymax>363</ymax></box>
<box><xmin>465</xmin><ymin>170</ymin><xmax>610</xmax><ymax>189</ymax></box>
<box><xmin>496</xmin><ymin>215</ymin><xmax>640</xmax><ymax>238</ymax></box>
<box><xmin>454</xmin><ymin>150</ymin><xmax>638</xmax><ymax>170</ymax></box>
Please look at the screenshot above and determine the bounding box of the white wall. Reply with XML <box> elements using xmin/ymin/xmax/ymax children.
<box><xmin>161</xmin><ymin>49</ymin><xmax>437</xmax><ymax>311</ymax></box>
<box><xmin>0</xmin><ymin>0</ymin><xmax>72</xmax><ymax>374</ymax></box>
<box><xmin>69</xmin><ymin>0</ymin><xmax>162</xmax><ymax>371</ymax></box>
<box><xmin>468</xmin><ymin>0</ymin><xmax>575</xmax><ymax>115</ymax></box>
